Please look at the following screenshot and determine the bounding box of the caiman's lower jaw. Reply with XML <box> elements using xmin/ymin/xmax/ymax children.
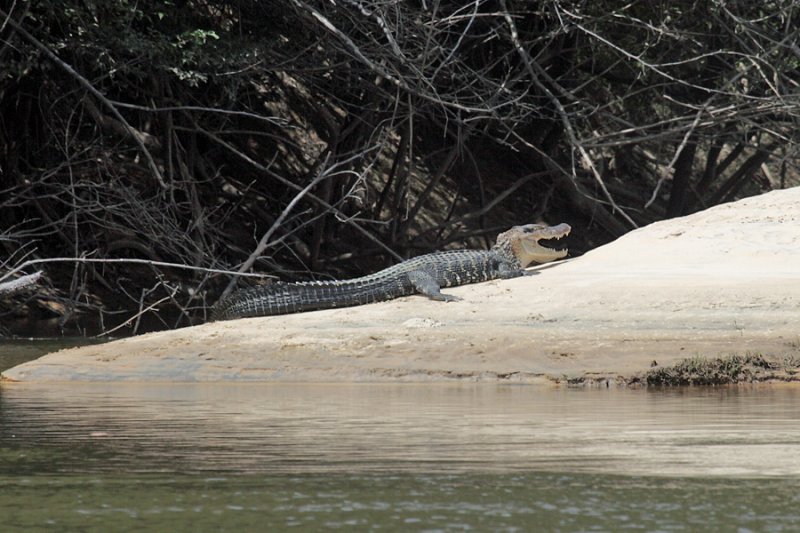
<box><xmin>519</xmin><ymin>223</ymin><xmax>571</xmax><ymax>265</ymax></box>
<box><xmin>520</xmin><ymin>240</ymin><xmax>568</xmax><ymax>264</ymax></box>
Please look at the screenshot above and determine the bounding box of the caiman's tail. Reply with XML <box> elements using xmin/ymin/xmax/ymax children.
<box><xmin>210</xmin><ymin>280</ymin><xmax>392</xmax><ymax>321</ymax></box>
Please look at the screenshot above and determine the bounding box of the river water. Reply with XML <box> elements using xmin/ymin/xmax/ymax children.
<box><xmin>2</xmin><ymin>341</ymin><xmax>800</xmax><ymax>531</ymax></box>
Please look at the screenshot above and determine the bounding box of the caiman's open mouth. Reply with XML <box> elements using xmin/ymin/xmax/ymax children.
<box><xmin>518</xmin><ymin>223</ymin><xmax>571</xmax><ymax>265</ymax></box>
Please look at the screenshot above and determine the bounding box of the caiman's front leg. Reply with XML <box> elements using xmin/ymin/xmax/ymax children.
<box><xmin>495</xmin><ymin>260</ymin><xmax>537</xmax><ymax>279</ymax></box>
<box><xmin>406</xmin><ymin>271</ymin><xmax>462</xmax><ymax>302</ymax></box>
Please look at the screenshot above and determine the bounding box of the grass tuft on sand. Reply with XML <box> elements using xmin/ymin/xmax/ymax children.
<box><xmin>642</xmin><ymin>353</ymin><xmax>800</xmax><ymax>386</ymax></box>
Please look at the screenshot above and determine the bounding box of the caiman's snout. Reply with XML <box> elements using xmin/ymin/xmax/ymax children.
<box><xmin>520</xmin><ymin>223</ymin><xmax>571</xmax><ymax>238</ymax></box>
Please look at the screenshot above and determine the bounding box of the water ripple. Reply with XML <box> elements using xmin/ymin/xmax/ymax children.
<box><xmin>2</xmin><ymin>383</ymin><xmax>800</xmax><ymax>477</ymax></box>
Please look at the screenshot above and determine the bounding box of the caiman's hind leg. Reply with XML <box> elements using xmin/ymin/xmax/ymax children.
<box><xmin>406</xmin><ymin>271</ymin><xmax>462</xmax><ymax>302</ymax></box>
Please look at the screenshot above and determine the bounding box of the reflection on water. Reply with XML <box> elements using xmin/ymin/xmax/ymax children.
<box><xmin>2</xmin><ymin>383</ymin><xmax>800</xmax><ymax>477</ymax></box>
<box><xmin>2</xmin><ymin>383</ymin><xmax>800</xmax><ymax>530</ymax></box>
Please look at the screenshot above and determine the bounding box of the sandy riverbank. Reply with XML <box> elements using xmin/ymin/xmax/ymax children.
<box><xmin>3</xmin><ymin>187</ymin><xmax>798</xmax><ymax>384</ymax></box>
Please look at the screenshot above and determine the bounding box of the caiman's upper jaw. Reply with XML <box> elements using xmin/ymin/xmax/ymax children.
<box><xmin>517</xmin><ymin>223</ymin><xmax>571</xmax><ymax>266</ymax></box>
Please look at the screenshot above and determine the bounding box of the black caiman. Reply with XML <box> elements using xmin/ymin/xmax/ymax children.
<box><xmin>211</xmin><ymin>223</ymin><xmax>570</xmax><ymax>321</ymax></box>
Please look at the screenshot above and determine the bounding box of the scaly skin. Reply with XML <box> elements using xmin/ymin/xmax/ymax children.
<box><xmin>211</xmin><ymin>223</ymin><xmax>570</xmax><ymax>320</ymax></box>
